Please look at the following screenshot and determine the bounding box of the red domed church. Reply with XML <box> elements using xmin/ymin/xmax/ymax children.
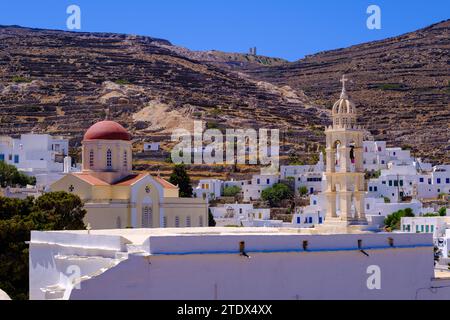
<box><xmin>51</xmin><ymin>120</ymin><xmax>207</xmax><ymax>229</ymax></box>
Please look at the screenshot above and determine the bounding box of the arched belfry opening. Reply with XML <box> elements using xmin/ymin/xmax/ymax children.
<box><xmin>323</xmin><ymin>75</ymin><xmax>367</xmax><ymax>226</ymax></box>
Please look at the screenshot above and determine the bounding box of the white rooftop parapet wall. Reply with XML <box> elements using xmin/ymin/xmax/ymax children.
<box><xmin>30</xmin><ymin>228</ymin><xmax>443</xmax><ymax>300</ymax></box>
<box><xmin>143</xmin><ymin>232</ymin><xmax>432</xmax><ymax>255</ymax></box>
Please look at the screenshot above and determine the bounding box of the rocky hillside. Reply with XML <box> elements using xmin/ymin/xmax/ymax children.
<box><xmin>0</xmin><ymin>20</ymin><xmax>448</xmax><ymax>165</ymax></box>
<box><xmin>245</xmin><ymin>20</ymin><xmax>450</xmax><ymax>163</ymax></box>
<box><xmin>0</xmin><ymin>25</ymin><xmax>326</xmax><ymax>161</ymax></box>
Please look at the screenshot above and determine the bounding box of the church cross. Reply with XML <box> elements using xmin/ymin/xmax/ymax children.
<box><xmin>69</xmin><ymin>184</ymin><xmax>74</xmax><ymax>192</ymax></box>
<box><xmin>339</xmin><ymin>75</ymin><xmax>349</xmax><ymax>98</ymax></box>
<box><xmin>340</xmin><ymin>75</ymin><xmax>349</xmax><ymax>90</ymax></box>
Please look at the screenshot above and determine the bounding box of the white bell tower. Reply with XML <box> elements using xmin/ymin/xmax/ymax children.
<box><xmin>323</xmin><ymin>75</ymin><xmax>367</xmax><ymax>226</ymax></box>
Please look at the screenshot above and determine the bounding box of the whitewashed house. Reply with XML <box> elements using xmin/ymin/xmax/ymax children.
<box><xmin>291</xmin><ymin>194</ymin><xmax>325</xmax><ymax>228</ymax></box>
<box><xmin>363</xmin><ymin>141</ymin><xmax>389</xmax><ymax>171</ymax></box>
<box><xmin>280</xmin><ymin>153</ymin><xmax>325</xmax><ymax>195</ymax></box>
<box><xmin>194</xmin><ymin>179</ymin><xmax>223</xmax><ymax>201</ymax></box>
<box><xmin>401</xmin><ymin>216</ymin><xmax>450</xmax><ymax>237</ymax></box>
<box><xmin>0</xmin><ymin>134</ymin><xmax>77</xmax><ymax>188</ymax></box>
<box><xmin>143</xmin><ymin>142</ymin><xmax>160</xmax><ymax>152</ymax></box>
<box><xmin>0</xmin><ymin>134</ymin><xmax>68</xmax><ymax>172</ymax></box>
<box><xmin>210</xmin><ymin>203</ymin><xmax>272</xmax><ymax>227</ymax></box>
<box><xmin>242</xmin><ymin>173</ymin><xmax>279</xmax><ymax>201</ymax></box>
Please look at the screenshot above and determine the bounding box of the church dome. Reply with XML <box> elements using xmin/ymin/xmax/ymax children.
<box><xmin>331</xmin><ymin>75</ymin><xmax>357</xmax><ymax>127</ymax></box>
<box><xmin>332</xmin><ymin>97</ymin><xmax>356</xmax><ymax>115</ymax></box>
<box><xmin>83</xmin><ymin>120</ymin><xmax>131</xmax><ymax>141</ymax></box>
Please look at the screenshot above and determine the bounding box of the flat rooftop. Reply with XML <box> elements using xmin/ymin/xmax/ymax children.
<box><xmin>31</xmin><ymin>227</ymin><xmax>434</xmax><ymax>256</ymax></box>
<box><xmin>41</xmin><ymin>227</ymin><xmax>309</xmax><ymax>245</ymax></box>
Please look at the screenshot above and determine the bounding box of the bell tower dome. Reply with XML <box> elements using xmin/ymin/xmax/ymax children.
<box><xmin>331</xmin><ymin>75</ymin><xmax>357</xmax><ymax>128</ymax></box>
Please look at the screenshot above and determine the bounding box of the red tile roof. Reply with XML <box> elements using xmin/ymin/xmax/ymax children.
<box><xmin>73</xmin><ymin>173</ymin><xmax>110</xmax><ymax>186</ymax></box>
<box><xmin>72</xmin><ymin>172</ymin><xmax>177</xmax><ymax>189</ymax></box>
<box><xmin>154</xmin><ymin>176</ymin><xmax>178</xmax><ymax>189</ymax></box>
<box><xmin>114</xmin><ymin>173</ymin><xmax>148</xmax><ymax>186</ymax></box>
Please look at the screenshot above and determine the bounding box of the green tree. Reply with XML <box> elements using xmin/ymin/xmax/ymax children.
<box><xmin>384</xmin><ymin>208</ymin><xmax>414</xmax><ymax>231</ymax></box>
<box><xmin>0</xmin><ymin>192</ymin><xmax>86</xmax><ymax>300</ymax></box>
<box><xmin>223</xmin><ymin>185</ymin><xmax>241</xmax><ymax>197</ymax></box>
<box><xmin>438</xmin><ymin>207</ymin><xmax>447</xmax><ymax>217</ymax></box>
<box><xmin>208</xmin><ymin>209</ymin><xmax>216</xmax><ymax>227</ymax></box>
<box><xmin>298</xmin><ymin>186</ymin><xmax>308</xmax><ymax>197</ymax></box>
<box><xmin>169</xmin><ymin>164</ymin><xmax>193</xmax><ymax>198</ymax></box>
<box><xmin>261</xmin><ymin>183</ymin><xmax>293</xmax><ymax>207</ymax></box>
<box><xmin>0</xmin><ymin>161</ymin><xmax>36</xmax><ymax>187</ymax></box>
<box><xmin>32</xmin><ymin>191</ymin><xmax>87</xmax><ymax>230</ymax></box>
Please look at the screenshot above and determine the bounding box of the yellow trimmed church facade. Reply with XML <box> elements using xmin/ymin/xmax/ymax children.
<box><xmin>51</xmin><ymin>120</ymin><xmax>207</xmax><ymax>229</ymax></box>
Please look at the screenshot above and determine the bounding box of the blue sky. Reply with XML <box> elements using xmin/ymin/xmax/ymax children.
<box><xmin>0</xmin><ymin>1</ymin><xmax>448</xmax><ymax>61</ymax></box>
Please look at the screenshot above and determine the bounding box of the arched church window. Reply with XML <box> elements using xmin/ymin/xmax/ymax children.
<box><xmin>334</xmin><ymin>141</ymin><xmax>341</xmax><ymax>166</ymax></box>
<box><xmin>89</xmin><ymin>150</ymin><xmax>94</xmax><ymax>167</ymax></box>
<box><xmin>350</xmin><ymin>146</ymin><xmax>355</xmax><ymax>164</ymax></box>
<box><xmin>123</xmin><ymin>150</ymin><xmax>128</xmax><ymax>169</ymax></box>
<box><xmin>106</xmin><ymin>149</ymin><xmax>112</xmax><ymax>168</ymax></box>
<box><xmin>142</xmin><ymin>206</ymin><xmax>153</xmax><ymax>228</ymax></box>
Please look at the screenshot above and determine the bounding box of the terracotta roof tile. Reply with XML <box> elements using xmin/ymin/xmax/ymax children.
<box><xmin>114</xmin><ymin>173</ymin><xmax>148</xmax><ymax>186</ymax></box>
<box><xmin>73</xmin><ymin>173</ymin><xmax>109</xmax><ymax>186</ymax></box>
<box><xmin>154</xmin><ymin>176</ymin><xmax>178</xmax><ymax>189</ymax></box>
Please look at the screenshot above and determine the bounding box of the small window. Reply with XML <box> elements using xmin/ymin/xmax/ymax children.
<box><xmin>199</xmin><ymin>215</ymin><xmax>204</xmax><ymax>227</ymax></box>
<box><xmin>14</xmin><ymin>155</ymin><xmax>19</xmax><ymax>164</ymax></box>
<box><xmin>419</xmin><ymin>178</ymin><xmax>424</xmax><ymax>183</ymax></box>
<box><xmin>89</xmin><ymin>150</ymin><xmax>94</xmax><ymax>167</ymax></box>
<box><xmin>186</xmin><ymin>216</ymin><xmax>191</xmax><ymax>227</ymax></box>
<box><xmin>437</xmin><ymin>178</ymin><xmax>441</xmax><ymax>184</ymax></box>
<box><xmin>123</xmin><ymin>150</ymin><xmax>128</xmax><ymax>168</ymax></box>
<box><xmin>175</xmin><ymin>216</ymin><xmax>180</xmax><ymax>228</ymax></box>
<box><xmin>106</xmin><ymin>149</ymin><xmax>112</xmax><ymax>168</ymax></box>
<box><xmin>163</xmin><ymin>216</ymin><xmax>167</xmax><ymax>228</ymax></box>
